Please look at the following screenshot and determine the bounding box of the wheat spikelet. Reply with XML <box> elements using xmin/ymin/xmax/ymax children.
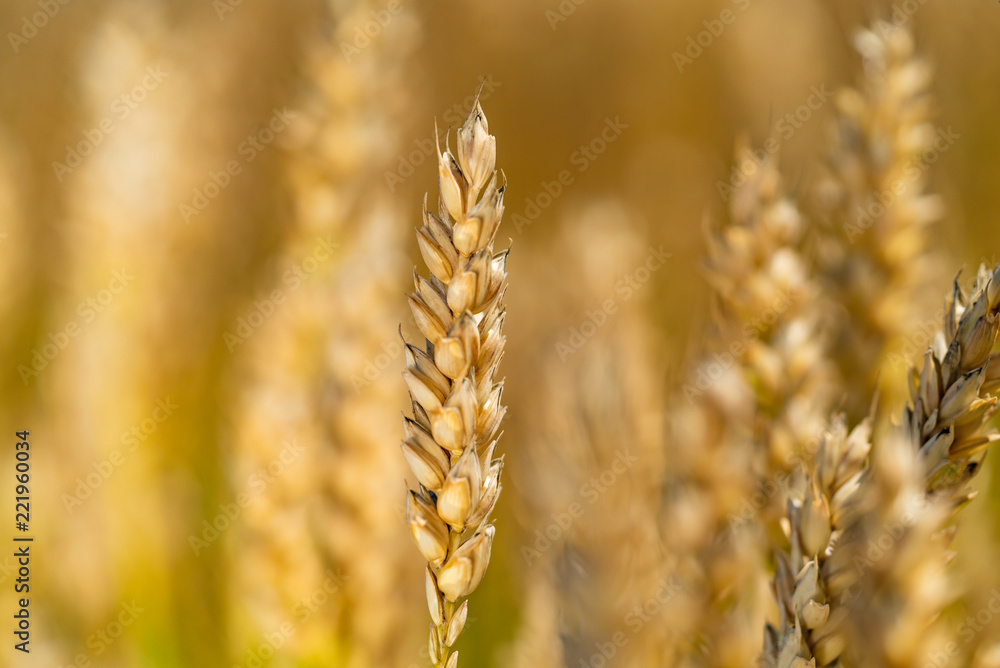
<box><xmin>817</xmin><ymin>21</ymin><xmax>944</xmax><ymax>418</ymax></box>
<box><xmin>402</xmin><ymin>97</ymin><xmax>506</xmax><ymax>668</ymax></box>
<box><xmin>764</xmin><ymin>415</ymin><xmax>871</xmax><ymax>667</ymax></box>
<box><xmin>766</xmin><ymin>263</ymin><xmax>1000</xmax><ymax>667</ymax></box>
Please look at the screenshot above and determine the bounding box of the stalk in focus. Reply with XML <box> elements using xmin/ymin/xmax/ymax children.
<box><xmin>401</xmin><ymin>96</ymin><xmax>508</xmax><ymax>668</ymax></box>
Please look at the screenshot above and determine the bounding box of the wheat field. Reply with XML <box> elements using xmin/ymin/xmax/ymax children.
<box><xmin>4</xmin><ymin>1</ymin><xmax>1000</xmax><ymax>667</ymax></box>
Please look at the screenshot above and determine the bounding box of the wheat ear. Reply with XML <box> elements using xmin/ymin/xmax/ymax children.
<box><xmin>664</xmin><ymin>142</ymin><xmax>829</xmax><ymax>665</ymax></box>
<box><xmin>765</xmin><ymin>415</ymin><xmax>871</xmax><ymax>667</ymax></box>
<box><xmin>818</xmin><ymin>21</ymin><xmax>944</xmax><ymax>418</ymax></box>
<box><xmin>901</xmin><ymin>263</ymin><xmax>1000</xmax><ymax>496</ymax></box>
<box><xmin>704</xmin><ymin>139</ymin><xmax>836</xmax><ymax>474</ymax></box>
<box><xmin>836</xmin><ymin>263</ymin><xmax>1000</xmax><ymax>666</ymax></box>
<box><xmin>401</xmin><ymin>98</ymin><xmax>506</xmax><ymax>668</ymax></box>
<box><xmin>767</xmin><ymin>263</ymin><xmax>1000</xmax><ymax>666</ymax></box>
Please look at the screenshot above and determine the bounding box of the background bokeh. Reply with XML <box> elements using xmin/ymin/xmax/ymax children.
<box><xmin>2</xmin><ymin>0</ymin><xmax>1000</xmax><ymax>666</ymax></box>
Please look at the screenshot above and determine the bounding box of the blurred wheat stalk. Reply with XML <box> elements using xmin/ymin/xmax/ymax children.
<box><xmin>502</xmin><ymin>202</ymin><xmax>669</xmax><ymax>668</ymax></box>
<box><xmin>657</xmin><ymin>138</ymin><xmax>835</xmax><ymax>666</ymax></box>
<box><xmin>815</xmin><ymin>23</ymin><xmax>944</xmax><ymax>419</ymax></box>
<box><xmin>230</xmin><ymin>1</ymin><xmax>423</xmax><ymax>666</ymax></box>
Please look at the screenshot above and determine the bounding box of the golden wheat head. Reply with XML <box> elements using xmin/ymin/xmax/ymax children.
<box><xmin>401</xmin><ymin>96</ymin><xmax>507</xmax><ymax>668</ymax></box>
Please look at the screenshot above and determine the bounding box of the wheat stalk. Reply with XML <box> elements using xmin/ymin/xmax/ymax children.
<box><xmin>704</xmin><ymin>139</ymin><xmax>837</xmax><ymax>474</ymax></box>
<box><xmin>662</xmin><ymin>142</ymin><xmax>835</xmax><ymax>666</ymax></box>
<box><xmin>402</xmin><ymin>97</ymin><xmax>507</xmax><ymax>668</ymax></box>
<box><xmin>766</xmin><ymin>263</ymin><xmax>1000</xmax><ymax>667</ymax></box>
<box><xmin>231</xmin><ymin>2</ymin><xmax>422</xmax><ymax>663</ymax></box>
<box><xmin>817</xmin><ymin>21</ymin><xmax>944</xmax><ymax>419</ymax></box>
<box><xmin>505</xmin><ymin>202</ymin><xmax>668</xmax><ymax>667</ymax></box>
<box><xmin>838</xmin><ymin>263</ymin><xmax>1000</xmax><ymax>666</ymax></box>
